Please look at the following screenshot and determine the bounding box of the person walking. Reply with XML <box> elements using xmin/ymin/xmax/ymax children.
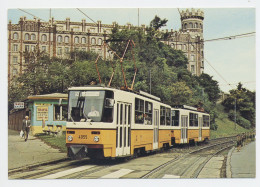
<box><xmin>22</xmin><ymin>116</ymin><xmax>31</xmax><ymax>142</ymax></box>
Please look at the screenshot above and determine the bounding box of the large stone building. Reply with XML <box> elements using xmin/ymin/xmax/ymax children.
<box><xmin>8</xmin><ymin>8</ymin><xmax>204</xmax><ymax>85</ymax></box>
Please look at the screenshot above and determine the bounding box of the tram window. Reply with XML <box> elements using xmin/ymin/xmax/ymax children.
<box><xmin>117</xmin><ymin>103</ymin><xmax>119</xmax><ymax>124</ymax></box>
<box><xmin>171</xmin><ymin>110</ymin><xmax>179</xmax><ymax>126</ymax></box>
<box><xmin>120</xmin><ymin>127</ymin><xmax>122</xmax><ymax>147</ymax></box>
<box><xmin>189</xmin><ymin>113</ymin><xmax>198</xmax><ymax>127</ymax></box>
<box><xmin>128</xmin><ymin>127</ymin><xmax>130</xmax><ymax>147</ymax></box>
<box><xmin>166</xmin><ymin>108</ymin><xmax>171</xmax><ymax>126</ymax></box>
<box><xmin>102</xmin><ymin>91</ymin><xmax>114</xmax><ymax>122</ymax></box>
<box><xmin>125</xmin><ymin>105</ymin><xmax>127</xmax><ymax>124</ymax></box>
<box><xmin>128</xmin><ymin>105</ymin><xmax>131</xmax><ymax>125</ymax></box>
<box><xmin>135</xmin><ymin>98</ymin><xmax>144</xmax><ymax>124</ymax></box>
<box><xmin>120</xmin><ymin>104</ymin><xmax>123</xmax><ymax>125</ymax></box>
<box><xmin>145</xmin><ymin>101</ymin><xmax>153</xmax><ymax>125</ymax></box>
<box><xmin>203</xmin><ymin>115</ymin><xmax>210</xmax><ymax>127</ymax></box>
<box><xmin>160</xmin><ymin>106</ymin><xmax>166</xmax><ymax>125</ymax></box>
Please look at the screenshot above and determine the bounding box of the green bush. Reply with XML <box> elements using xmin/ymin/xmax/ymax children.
<box><xmin>228</xmin><ymin>111</ymin><xmax>251</xmax><ymax>129</ymax></box>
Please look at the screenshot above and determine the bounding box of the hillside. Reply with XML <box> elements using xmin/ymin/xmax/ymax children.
<box><xmin>210</xmin><ymin>104</ymin><xmax>251</xmax><ymax>139</ymax></box>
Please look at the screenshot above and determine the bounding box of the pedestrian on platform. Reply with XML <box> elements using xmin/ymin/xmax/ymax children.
<box><xmin>236</xmin><ymin>134</ymin><xmax>242</xmax><ymax>152</ymax></box>
<box><xmin>22</xmin><ymin>116</ymin><xmax>31</xmax><ymax>142</ymax></box>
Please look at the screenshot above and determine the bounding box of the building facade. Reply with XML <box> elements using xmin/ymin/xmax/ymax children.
<box><xmin>8</xmin><ymin>8</ymin><xmax>204</xmax><ymax>84</ymax></box>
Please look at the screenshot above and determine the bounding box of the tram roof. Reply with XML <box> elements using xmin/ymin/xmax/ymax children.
<box><xmin>68</xmin><ymin>85</ymin><xmax>161</xmax><ymax>102</ymax></box>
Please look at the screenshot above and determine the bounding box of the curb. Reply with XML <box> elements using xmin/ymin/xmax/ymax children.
<box><xmin>226</xmin><ymin>146</ymin><xmax>235</xmax><ymax>178</ymax></box>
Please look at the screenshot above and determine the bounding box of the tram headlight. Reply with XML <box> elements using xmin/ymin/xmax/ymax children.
<box><xmin>93</xmin><ymin>136</ymin><xmax>99</xmax><ymax>142</ymax></box>
<box><xmin>67</xmin><ymin>135</ymin><xmax>73</xmax><ymax>142</ymax></box>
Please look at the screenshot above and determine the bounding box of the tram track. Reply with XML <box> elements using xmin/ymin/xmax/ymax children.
<box><xmin>9</xmin><ymin>158</ymin><xmax>111</xmax><ymax>179</ymax></box>
<box><xmin>9</xmin><ymin>136</ymin><xmax>237</xmax><ymax>179</ymax></box>
<box><xmin>141</xmin><ymin>139</ymin><xmax>235</xmax><ymax>178</ymax></box>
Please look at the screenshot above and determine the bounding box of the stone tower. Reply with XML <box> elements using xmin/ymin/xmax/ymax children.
<box><xmin>180</xmin><ymin>8</ymin><xmax>204</xmax><ymax>34</ymax></box>
<box><xmin>180</xmin><ymin>8</ymin><xmax>204</xmax><ymax>76</ymax></box>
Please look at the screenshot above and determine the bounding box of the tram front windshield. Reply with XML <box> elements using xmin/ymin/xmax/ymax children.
<box><xmin>69</xmin><ymin>90</ymin><xmax>113</xmax><ymax>122</ymax></box>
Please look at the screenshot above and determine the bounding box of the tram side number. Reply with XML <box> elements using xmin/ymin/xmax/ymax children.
<box><xmin>78</xmin><ymin>135</ymin><xmax>87</xmax><ymax>139</ymax></box>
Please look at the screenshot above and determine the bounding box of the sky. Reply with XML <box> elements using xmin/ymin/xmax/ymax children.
<box><xmin>7</xmin><ymin>7</ymin><xmax>256</xmax><ymax>93</ymax></box>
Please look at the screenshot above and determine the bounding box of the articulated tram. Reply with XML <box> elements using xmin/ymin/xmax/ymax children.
<box><xmin>66</xmin><ymin>85</ymin><xmax>210</xmax><ymax>159</ymax></box>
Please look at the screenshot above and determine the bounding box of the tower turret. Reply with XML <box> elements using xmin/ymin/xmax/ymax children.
<box><xmin>181</xmin><ymin>8</ymin><xmax>204</xmax><ymax>33</ymax></box>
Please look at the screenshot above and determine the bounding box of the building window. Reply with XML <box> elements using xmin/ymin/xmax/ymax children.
<box><xmin>31</xmin><ymin>45</ymin><xmax>36</xmax><ymax>51</ymax></box>
<box><xmin>81</xmin><ymin>37</ymin><xmax>86</xmax><ymax>44</ymax></box>
<box><xmin>184</xmin><ymin>23</ymin><xmax>187</xmax><ymax>29</ymax></box>
<box><xmin>57</xmin><ymin>47</ymin><xmax>62</xmax><ymax>55</ymax></box>
<box><xmin>41</xmin><ymin>34</ymin><xmax>47</xmax><ymax>41</ymax></box>
<box><xmin>74</xmin><ymin>36</ymin><xmax>79</xmax><ymax>43</ymax></box>
<box><xmin>31</xmin><ymin>34</ymin><xmax>36</xmax><ymax>40</ymax></box>
<box><xmin>191</xmin><ymin>65</ymin><xmax>195</xmax><ymax>73</ymax></box>
<box><xmin>65</xmin><ymin>47</ymin><xmax>70</xmax><ymax>54</ymax></box>
<box><xmin>91</xmin><ymin>38</ymin><xmax>96</xmax><ymax>45</ymax></box>
<box><xmin>98</xmin><ymin>38</ymin><xmax>102</xmax><ymax>45</ymax></box>
<box><xmin>190</xmin><ymin>113</ymin><xmax>198</xmax><ymax>127</ymax></box>
<box><xmin>135</xmin><ymin>98</ymin><xmax>144</xmax><ymax>124</ymax></box>
<box><xmin>190</xmin><ymin>45</ymin><xmax>194</xmax><ymax>51</ymax></box>
<box><xmin>54</xmin><ymin>105</ymin><xmax>68</xmax><ymax>121</ymax></box>
<box><xmin>182</xmin><ymin>44</ymin><xmax>187</xmax><ymax>50</ymax></box>
<box><xmin>201</xmin><ymin>61</ymin><xmax>204</xmax><ymax>67</ymax></box>
<box><xmin>189</xmin><ymin>22</ymin><xmax>193</xmax><ymax>28</ymax></box>
<box><xmin>82</xmin><ymin>48</ymin><xmax>86</xmax><ymax>51</ymax></box>
<box><xmin>13</xmin><ymin>32</ymin><xmax>19</xmax><ymax>40</ymax></box>
<box><xmin>57</xmin><ymin>35</ymin><xmax>63</xmax><ymax>43</ymax></box>
<box><xmin>191</xmin><ymin>55</ymin><xmax>195</xmax><ymax>61</ymax></box>
<box><xmin>64</xmin><ymin>36</ymin><xmax>69</xmax><ymax>43</ymax></box>
<box><xmin>25</xmin><ymin>33</ymin><xmax>30</xmax><ymax>41</ymax></box>
<box><xmin>171</xmin><ymin>43</ymin><xmax>175</xmax><ymax>49</ymax></box>
<box><xmin>194</xmin><ymin>23</ymin><xmax>198</xmax><ymax>28</ymax></box>
<box><xmin>13</xmin><ymin>44</ymin><xmax>18</xmax><ymax>52</ymax></box>
<box><xmin>12</xmin><ymin>68</ymin><xmax>18</xmax><ymax>76</ymax></box>
<box><xmin>12</xmin><ymin>56</ymin><xmax>18</xmax><ymax>65</ymax></box>
<box><xmin>42</xmin><ymin>46</ymin><xmax>46</xmax><ymax>51</ymax></box>
<box><xmin>200</xmin><ymin>23</ymin><xmax>203</xmax><ymax>29</ymax></box>
<box><xmin>25</xmin><ymin>45</ymin><xmax>30</xmax><ymax>52</ymax></box>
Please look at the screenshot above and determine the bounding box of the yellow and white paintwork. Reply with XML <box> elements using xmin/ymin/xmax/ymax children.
<box><xmin>66</xmin><ymin>86</ymin><xmax>210</xmax><ymax>158</ymax></box>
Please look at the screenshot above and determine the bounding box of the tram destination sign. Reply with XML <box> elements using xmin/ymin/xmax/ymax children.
<box><xmin>14</xmin><ymin>102</ymin><xmax>24</xmax><ymax>109</ymax></box>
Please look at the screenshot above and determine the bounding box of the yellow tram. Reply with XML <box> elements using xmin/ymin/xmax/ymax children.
<box><xmin>66</xmin><ymin>85</ymin><xmax>210</xmax><ymax>159</ymax></box>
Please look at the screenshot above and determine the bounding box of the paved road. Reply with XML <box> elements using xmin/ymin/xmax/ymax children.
<box><xmin>8</xmin><ymin>129</ymin><xmax>67</xmax><ymax>170</ymax></box>
<box><xmin>230</xmin><ymin>141</ymin><xmax>256</xmax><ymax>178</ymax></box>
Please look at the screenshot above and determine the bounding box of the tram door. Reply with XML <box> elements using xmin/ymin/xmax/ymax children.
<box><xmin>153</xmin><ymin>109</ymin><xmax>159</xmax><ymax>150</ymax></box>
<box><xmin>198</xmin><ymin>117</ymin><xmax>202</xmax><ymax>141</ymax></box>
<box><xmin>181</xmin><ymin>115</ymin><xmax>188</xmax><ymax>143</ymax></box>
<box><xmin>116</xmin><ymin>102</ymin><xmax>131</xmax><ymax>156</ymax></box>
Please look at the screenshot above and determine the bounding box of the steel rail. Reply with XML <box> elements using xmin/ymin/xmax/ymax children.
<box><xmin>140</xmin><ymin>140</ymin><xmax>235</xmax><ymax>179</ymax></box>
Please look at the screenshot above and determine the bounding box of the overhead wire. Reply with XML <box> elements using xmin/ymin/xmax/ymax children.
<box><xmin>18</xmin><ymin>8</ymin><xmax>47</xmax><ymax>22</ymax></box>
<box><xmin>189</xmin><ymin>37</ymin><xmax>235</xmax><ymax>90</ymax></box>
<box><xmin>76</xmin><ymin>8</ymin><xmax>97</xmax><ymax>25</ymax></box>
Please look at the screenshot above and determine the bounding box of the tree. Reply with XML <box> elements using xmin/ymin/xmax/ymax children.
<box><xmin>197</xmin><ymin>73</ymin><xmax>220</xmax><ymax>104</ymax></box>
<box><xmin>222</xmin><ymin>83</ymin><xmax>255</xmax><ymax>129</ymax></box>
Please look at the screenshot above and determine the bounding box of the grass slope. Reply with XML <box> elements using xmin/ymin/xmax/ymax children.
<box><xmin>210</xmin><ymin>104</ymin><xmax>251</xmax><ymax>139</ymax></box>
<box><xmin>35</xmin><ymin>132</ymin><xmax>67</xmax><ymax>153</ymax></box>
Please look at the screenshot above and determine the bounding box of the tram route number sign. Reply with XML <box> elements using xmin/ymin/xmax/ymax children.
<box><xmin>14</xmin><ymin>102</ymin><xmax>24</xmax><ymax>109</ymax></box>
